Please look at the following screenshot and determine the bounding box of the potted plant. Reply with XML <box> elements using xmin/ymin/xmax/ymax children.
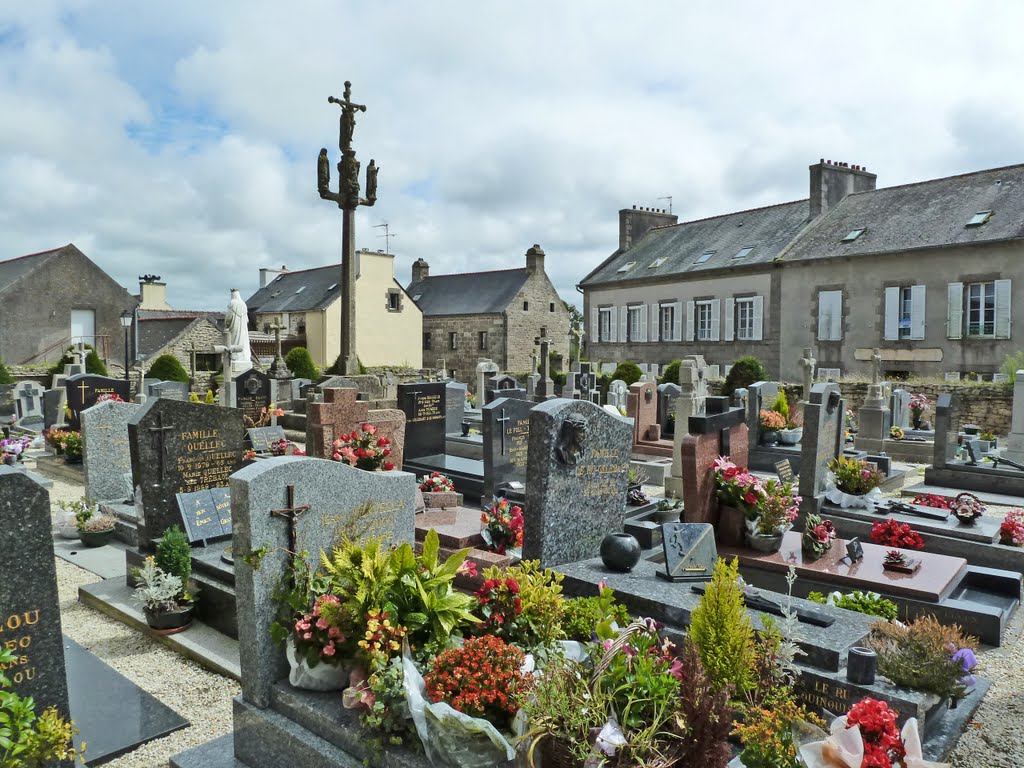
<box><xmin>61</xmin><ymin>430</ymin><xmax>83</xmax><ymax>464</ymax></box>
<box><xmin>713</xmin><ymin>456</ymin><xmax>764</xmax><ymax>546</ymax></box>
<box><xmin>978</xmin><ymin>430</ymin><xmax>997</xmax><ymax>453</ymax></box>
<box><xmin>626</xmin><ymin>467</ymin><xmax>649</xmax><ymax>492</ymax></box>
<box><xmin>746</xmin><ymin>478</ymin><xmax>800</xmax><ymax>552</ymax></box>
<box><xmin>758</xmin><ymin>409</ymin><xmax>786</xmax><ymax>445</ymax></box>
<box><xmin>330</xmin><ymin>423</ymin><xmax>394</xmax><ymax>471</ymax></box>
<box><xmin>0</xmin><ymin>435</ymin><xmax>31</xmax><ymax>466</ymax></box>
<box><xmin>56</xmin><ymin>495</ymin><xmax>96</xmax><ymax>539</ymax></box>
<box><xmin>825</xmin><ymin>455</ymin><xmax>884</xmax><ymax>510</ymax></box>
<box><xmin>801</xmin><ymin>513</ymin><xmax>837</xmax><ymax>560</ymax></box>
<box><xmin>78</xmin><ymin>514</ymin><xmax>116</xmax><ymax>547</ymax></box>
<box><xmin>770</xmin><ymin>391</ymin><xmax>803</xmax><ymax>445</ymax></box>
<box><xmin>418</xmin><ymin>472</ymin><xmax>461</xmax><ymax>509</ymax></box>
<box><xmin>909</xmin><ymin>393</ymin><xmax>930</xmax><ymax>429</ymax></box>
<box><xmin>653</xmin><ymin>494</ymin><xmax>683</xmax><ymax>523</ymax></box>
<box><xmin>133</xmin><ymin>556</ymin><xmax>194</xmax><ymax>633</ymax></box>
<box><xmin>889</xmin><ymin>425</ymin><xmax>905</xmax><ymax>440</ymax></box>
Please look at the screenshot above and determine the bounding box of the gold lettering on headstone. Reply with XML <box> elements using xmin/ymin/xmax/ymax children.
<box><xmin>0</xmin><ymin>609</ymin><xmax>41</xmax><ymax>690</ymax></box>
<box><xmin>409</xmin><ymin>394</ymin><xmax>443</xmax><ymax>423</ymax></box>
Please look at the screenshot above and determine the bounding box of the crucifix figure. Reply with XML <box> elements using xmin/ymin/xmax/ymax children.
<box><xmin>495</xmin><ymin>407</ymin><xmax>511</xmax><ymax>456</ymax></box>
<box><xmin>147</xmin><ymin>411</ymin><xmax>174</xmax><ymax>481</ymax></box>
<box><xmin>318</xmin><ymin>80</ymin><xmax>380</xmax><ymax>376</ymax></box>
<box><xmin>270</xmin><ymin>484</ymin><xmax>311</xmax><ymax>573</ymax></box>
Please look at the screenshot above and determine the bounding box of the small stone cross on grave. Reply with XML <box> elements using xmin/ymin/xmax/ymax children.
<box><xmin>535</xmin><ymin>336</ymin><xmax>554</xmax><ymax>399</ymax></box>
<box><xmin>147</xmin><ymin>411</ymin><xmax>174</xmax><ymax>481</ymax></box>
<box><xmin>871</xmin><ymin>347</ymin><xmax>882</xmax><ymax>385</ymax></box>
<box><xmin>269</xmin><ymin>321</ymin><xmax>290</xmax><ymax>379</ymax></box>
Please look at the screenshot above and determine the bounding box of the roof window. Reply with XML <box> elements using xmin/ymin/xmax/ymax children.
<box><xmin>966</xmin><ymin>211</ymin><xmax>993</xmax><ymax>227</ymax></box>
<box><xmin>617</xmin><ymin>261</ymin><xmax>636</xmax><ymax>273</ymax></box>
<box><xmin>413</xmin><ymin>294</ymin><xmax>422</xmax><ymax>301</ymax></box>
<box><xmin>696</xmin><ymin>251</ymin><xmax>714</xmax><ymax>264</ymax></box>
<box><xmin>841</xmin><ymin>228</ymin><xmax>865</xmax><ymax>242</ymax></box>
<box><xmin>648</xmin><ymin>257</ymin><xmax>667</xmax><ymax>268</ymax></box>
<box><xmin>295</xmin><ymin>286</ymin><xmax>305</xmax><ymax>294</ymax></box>
<box><xmin>733</xmin><ymin>246</ymin><xmax>754</xmax><ymax>259</ymax></box>
<box><xmin>327</xmin><ymin>283</ymin><xmax>338</xmax><ymax>291</ymax></box>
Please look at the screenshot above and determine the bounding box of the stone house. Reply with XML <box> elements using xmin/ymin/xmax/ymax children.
<box><xmin>406</xmin><ymin>244</ymin><xmax>571</xmax><ymax>387</ymax></box>
<box><xmin>580</xmin><ymin>160</ymin><xmax>1024</xmax><ymax>380</ymax></box>
<box><xmin>0</xmin><ymin>243</ymin><xmax>136</xmax><ymax>367</ymax></box>
<box><xmin>246</xmin><ymin>250</ymin><xmax>423</xmax><ymax>370</ymax></box>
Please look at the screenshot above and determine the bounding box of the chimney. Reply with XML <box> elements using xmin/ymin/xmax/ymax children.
<box><xmin>411</xmin><ymin>257</ymin><xmax>430</xmax><ymax>283</ymax></box>
<box><xmin>618</xmin><ymin>205</ymin><xmax>678</xmax><ymax>251</ymax></box>
<box><xmin>138</xmin><ymin>279</ymin><xmax>170</xmax><ymax>310</ymax></box>
<box><xmin>809</xmin><ymin>159</ymin><xmax>877</xmax><ymax>219</ymax></box>
<box><xmin>525</xmin><ymin>243</ymin><xmax>545</xmax><ymax>275</ymax></box>
<box><xmin>259</xmin><ymin>265</ymin><xmax>289</xmax><ymax>288</ymax></box>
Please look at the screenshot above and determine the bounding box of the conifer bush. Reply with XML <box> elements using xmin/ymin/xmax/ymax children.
<box><xmin>155</xmin><ymin>525</ymin><xmax>193</xmax><ymax>600</ymax></box>
<box><xmin>147</xmin><ymin>354</ymin><xmax>190</xmax><ymax>383</ymax></box>
<box><xmin>688</xmin><ymin>557</ymin><xmax>755</xmax><ymax>698</ymax></box>
<box><xmin>285</xmin><ymin>347</ymin><xmax>319</xmax><ymax>380</ymax></box>
<box><xmin>722</xmin><ymin>355</ymin><xmax>767</xmax><ymax>396</ymax></box>
<box><xmin>659</xmin><ymin>359</ymin><xmax>682</xmax><ymax>385</ymax></box>
<box><xmin>0</xmin><ymin>357</ymin><xmax>12</xmax><ymax>385</ymax></box>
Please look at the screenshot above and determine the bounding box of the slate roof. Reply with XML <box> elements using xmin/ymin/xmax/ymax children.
<box><xmin>782</xmin><ymin>163</ymin><xmax>1024</xmax><ymax>262</ymax></box>
<box><xmin>406</xmin><ymin>268</ymin><xmax>530</xmax><ymax>316</ymax></box>
<box><xmin>0</xmin><ymin>244</ymin><xmax>72</xmax><ymax>294</ymax></box>
<box><xmin>579</xmin><ymin>200</ymin><xmax>811</xmax><ymax>287</ymax></box>
<box><xmin>246</xmin><ymin>265</ymin><xmax>340</xmax><ymax>313</ymax></box>
<box><xmin>137</xmin><ymin>310</ymin><xmax>222</xmax><ymax>357</ymax></box>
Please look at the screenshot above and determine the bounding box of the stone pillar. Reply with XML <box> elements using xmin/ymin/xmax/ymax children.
<box><xmin>1002</xmin><ymin>373</ymin><xmax>1024</xmax><ymax>463</ymax></box>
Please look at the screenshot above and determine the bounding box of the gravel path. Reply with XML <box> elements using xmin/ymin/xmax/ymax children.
<box><xmin>40</xmin><ymin>467</ymin><xmax>1024</xmax><ymax>767</ymax></box>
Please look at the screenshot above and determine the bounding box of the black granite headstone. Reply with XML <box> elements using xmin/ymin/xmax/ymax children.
<box><xmin>43</xmin><ymin>388</ymin><xmax>65</xmax><ymax>429</ymax></box>
<box><xmin>397</xmin><ymin>381</ymin><xmax>447</xmax><ymax>459</ymax></box>
<box><xmin>482</xmin><ymin>396</ymin><xmax>534</xmax><ymax>498</ymax></box>
<box><xmin>128</xmin><ymin>398</ymin><xmax>245</xmax><ymax>548</ymax></box>
<box><xmin>65</xmin><ymin>374</ymin><xmax>130</xmax><ymax>430</ymax></box>
<box><xmin>0</xmin><ymin>468</ymin><xmax>70</xmax><ymax>721</ymax></box>
<box><xmin>234</xmin><ymin>368</ymin><xmax>273</xmax><ymax>426</ymax></box>
<box><xmin>247</xmin><ymin>425</ymin><xmax>286</xmax><ymax>454</ymax></box>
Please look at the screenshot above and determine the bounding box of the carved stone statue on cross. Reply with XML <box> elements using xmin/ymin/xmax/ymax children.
<box><xmin>799</xmin><ymin>347</ymin><xmax>816</xmax><ymax>402</ymax></box>
<box><xmin>213</xmin><ymin>329</ymin><xmax>243</xmax><ymax>406</ymax></box>
<box><xmin>268</xmin><ymin>321</ymin><xmax>290</xmax><ymax>380</ymax></box>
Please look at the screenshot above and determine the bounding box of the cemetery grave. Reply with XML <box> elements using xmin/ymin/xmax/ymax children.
<box><xmin>626</xmin><ymin>380</ymin><xmax>673</xmax><ymax>458</ymax></box>
<box><xmin>64</xmin><ymin>373</ymin><xmax>131</xmax><ymax>430</ymax></box>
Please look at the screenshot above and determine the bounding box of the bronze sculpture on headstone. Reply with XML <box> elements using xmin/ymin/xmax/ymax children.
<box><xmin>317</xmin><ymin>80</ymin><xmax>379</xmax><ymax>375</ymax></box>
<box><xmin>555</xmin><ymin>412</ymin><xmax>588</xmax><ymax>466</ymax></box>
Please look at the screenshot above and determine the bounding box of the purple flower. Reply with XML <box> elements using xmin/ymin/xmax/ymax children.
<box><xmin>952</xmin><ymin>647</ymin><xmax>977</xmax><ymax>686</ymax></box>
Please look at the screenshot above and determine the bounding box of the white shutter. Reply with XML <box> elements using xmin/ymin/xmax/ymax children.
<box><xmin>710</xmin><ymin>298</ymin><xmax>721</xmax><ymax>341</ymax></box>
<box><xmin>590</xmin><ymin>307</ymin><xmax>599</xmax><ymax>343</ymax></box>
<box><xmin>830</xmin><ymin>292</ymin><xmax>843</xmax><ymax>340</ymax></box>
<box><xmin>618</xmin><ymin>306</ymin><xmax>628</xmax><ymax>343</ymax></box>
<box><xmin>686</xmin><ymin>301</ymin><xmax>695</xmax><ymax>341</ymax></box>
<box><xmin>817</xmin><ymin>291</ymin><xmax>830</xmax><ymax>340</ymax></box>
<box><xmin>884</xmin><ymin>286</ymin><xmax>899</xmax><ymax>341</ymax></box>
<box><xmin>995</xmin><ymin>279</ymin><xmax>1012</xmax><ymax>339</ymax></box>
<box><xmin>752</xmin><ymin>295</ymin><xmax>764</xmax><ymax>341</ymax></box>
<box><xmin>608</xmin><ymin>306</ymin><xmax>618</xmax><ymax>342</ymax></box>
<box><xmin>638</xmin><ymin>306</ymin><xmax>648</xmax><ymax>342</ymax></box>
<box><xmin>723</xmin><ymin>298</ymin><xmax>735</xmax><ymax>341</ymax></box>
<box><xmin>947</xmin><ymin>282</ymin><xmax>963</xmax><ymax>339</ymax></box>
<box><xmin>910</xmin><ymin>285</ymin><xmax>926</xmax><ymax>340</ymax></box>
<box><xmin>671</xmin><ymin>301</ymin><xmax>682</xmax><ymax>341</ymax></box>
<box><xmin>649</xmin><ymin>304</ymin><xmax>659</xmax><ymax>342</ymax></box>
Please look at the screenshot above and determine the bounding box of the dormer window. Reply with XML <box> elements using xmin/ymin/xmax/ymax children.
<box><xmin>696</xmin><ymin>251</ymin><xmax>714</xmax><ymax>264</ymax></box>
<box><xmin>842</xmin><ymin>228</ymin><xmax>866</xmax><ymax>242</ymax></box>
<box><xmin>966</xmin><ymin>211</ymin><xmax>993</xmax><ymax>227</ymax></box>
<box><xmin>617</xmin><ymin>261</ymin><xmax>636</xmax><ymax>273</ymax></box>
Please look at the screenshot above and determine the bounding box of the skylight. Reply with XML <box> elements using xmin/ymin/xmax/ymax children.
<box><xmin>696</xmin><ymin>251</ymin><xmax>714</xmax><ymax>264</ymax></box>
<box><xmin>327</xmin><ymin>283</ymin><xmax>338</xmax><ymax>291</ymax></box>
<box><xmin>733</xmin><ymin>246</ymin><xmax>754</xmax><ymax>259</ymax></box>
<box><xmin>413</xmin><ymin>294</ymin><xmax>422</xmax><ymax>301</ymax></box>
<box><xmin>966</xmin><ymin>211</ymin><xmax>992</xmax><ymax>227</ymax></box>
<box><xmin>295</xmin><ymin>286</ymin><xmax>306</xmax><ymax>294</ymax></box>
<box><xmin>842</xmin><ymin>228</ymin><xmax>866</xmax><ymax>242</ymax></box>
<box><xmin>617</xmin><ymin>261</ymin><xmax>637</xmax><ymax>273</ymax></box>
<box><xmin>648</xmin><ymin>257</ymin><xmax>667</xmax><ymax>268</ymax></box>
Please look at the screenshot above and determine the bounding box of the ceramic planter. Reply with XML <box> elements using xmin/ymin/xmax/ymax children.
<box><xmin>286</xmin><ymin>637</ymin><xmax>347</xmax><ymax>691</ymax></box>
<box><xmin>777</xmin><ymin>427</ymin><xmax>803</xmax><ymax>445</ymax></box>
<box><xmin>79</xmin><ymin>528</ymin><xmax>115</xmax><ymax>547</ymax></box>
<box><xmin>654</xmin><ymin>504</ymin><xmax>682</xmax><ymax>524</ymax></box>
<box><xmin>144</xmin><ymin>603</ymin><xmax>194</xmax><ymax>634</ymax></box>
<box><xmin>759</xmin><ymin>429</ymin><xmax>779</xmax><ymax>446</ymax></box>
<box><xmin>599</xmin><ymin>532</ymin><xmax>642</xmax><ymax>572</ymax></box>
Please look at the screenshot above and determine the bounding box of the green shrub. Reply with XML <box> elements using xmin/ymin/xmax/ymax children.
<box><xmin>0</xmin><ymin>358</ymin><xmax>12</xmax><ymax>385</ymax></box>
<box><xmin>771</xmin><ymin>390</ymin><xmax>790</xmax><ymax>422</ymax></box>
<box><xmin>48</xmin><ymin>343</ymin><xmax>108</xmax><ymax>378</ymax></box>
<box><xmin>689</xmin><ymin>557</ymin><xmax>755</xmax><ymax>698</ymax></box>
<box><xmin>155</xmin><ymin>525</ymin><xmax>193</xmax><ymax>601</ymax></box>
<box><xmin>326</xmin><ymin>354</ymin><xmax>344</xmax><ymax>375</ymax></box>
<box><xmin>999</xmin><ymin>351</ymin><xmax>1024</xmax><ymax>383</ymax></box>
<box><xmin>807</xmin><ymin>590</ymin><xmax>898</xmax><ymax>621</ymax></box>
<box><xmin>285</xmin><ymin>347</ymin><xmax>319</xmax><ymax>380</ymax></box>
<box><xmin>611</xmin><ymin>361</ymin><xmax>643</xmax><ymax>386</ymax></box>
<box><xmin>659</xmin><ymin>359</ymin><xmax>682</xmax><ymax>385</ymax></box>
<box><xmin>147</xmin><ymin>354</ymin><xmax>190</xmax><ymax>383</ymax></box>
<box><xmin>561</xmin><ymin>589</ymin><xmax>631</xmax><ymax>642</ymax></box>
<box><xmin>722</xmin><ymin>356</ymin><xmax>767</xmax><ymax>397</ymax></box>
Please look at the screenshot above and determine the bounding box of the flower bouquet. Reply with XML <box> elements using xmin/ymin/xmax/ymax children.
<box><xmin>713</xmin><ymin>456</ymin><xmax>765</xmax><ymax>519</ymax></box>
<box><xmin>802</xmin><ymin>514</ymin><xmax>836</xmax><ymax>560</ymax></box>
<box><xmin>909</xmin><ymin>393</ymin><xmax>930</xmax><ymax>428</ymax></box>
<box><xmin>825</xmin><ymin>456</ymin><xmax>884</xmax><ymax>511</ymax></box>
<box><xmin>480</xmin><ymin>497</ymin><xmax>524</xmax><ymax>555</ymax></box>
<box><xmin>950</xmin><ymin>492</ymin><xmax>984</xmax><ymax>525</ymax></box>
<box><xmin>331</xmin><ymin>423</ymin><xmax>395</xmax><ymax>471</ymax></box>
<box><xmin>758</xmin><ymin>409</ymin><xmax>786</xmax><ymax>444</ymax></box>
<box><xmin>870</xmin><ymin>519</ymin><xmax>925</xmax><ymax>551</ymax></box>
<box><xmin>999</xmin><ymin>509</ymin><xmax>1024</xmax><ymax>546</ymax></box>
<box><xmin>0</xmin><ymin>435</ymin><xmax>31</xmax><ymax>465</ymax></box>
<box><xmin>419</xmin><ymin>471</ymin><xmax>462</xmax><ymax>509</ymax></box>
<box><xmin>95</xmin><ymin>392</ymin><xmax>125</xmax><ymax>403</ymax></box>
<box><xmin>889</xmin><ymin>425</ymin><xmax>905</xmax><ymax>440</ymax></box>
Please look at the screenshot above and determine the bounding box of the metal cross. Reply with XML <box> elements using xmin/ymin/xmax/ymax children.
<box><xmin>495</xmin><ymin>408</ymin><xmax>510</xmax><ymax>456</ymax></box>
<box><xmin>147</xmin><ymin>411</ymin><xmax>174</xmax><ymax>481</ymax></box>
<box><xmin>270</xmin><ymin>484</ymin><xmax>311</xmax><ymax>562</ymax></box>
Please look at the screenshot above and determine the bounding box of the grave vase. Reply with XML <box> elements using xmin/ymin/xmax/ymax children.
<box><xmin>716</xmin><ymin>504</ymin><xmax>746</xmax><ymax>547</ymax></box>
<box><xmin>286</xmin><ymin>637</ymin><xmax>347</xmax><ymax>691</ymax></box>
<box><xmin>144</xmin><ymin>603</ymin><xmax>194</xmax><ymax>634</ymax></box>
<box><xmin>744</xmin><ymin>525</ymin><xmax>790</xmax><ymax>553</ymax></box>
<box><xmin>777</xmin><ymin>427</ymin><xmax>802</xmax><ymax>445</ymax></box>
<box><xmin>759</xmin><ymin>429</ymin><xmax>779</xmax><ymax>446</ymax></box>
<box><xmin>911</xmin><ymin>409</ymin><xmax>924</xmax><ymax>430</ymax></box>
<box><xmin>599</xmin><ymin>532</ymin><xmax>642</xmax><ymax>572</ymax></box>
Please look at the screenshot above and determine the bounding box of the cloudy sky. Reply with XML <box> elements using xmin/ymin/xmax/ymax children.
<box><xmin>3</xmin><ymin>2</ymin><xmax>1024</xmax><ymax>312</ymax></box>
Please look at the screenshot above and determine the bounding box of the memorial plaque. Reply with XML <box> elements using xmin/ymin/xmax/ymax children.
<box><xmin>657</xmin><ymin>522</ymin><xmax>717</xmax><ymax>582</ymax></box>
<box><xmin>445</xmin><ymin>381</ymin><xmax>468</xmax><ymax>435</ymax></box>
<box><xmin>482</xmin><ymin>397</ymin><xmax>534</xmax><ymax>498</ymax></box>
<box><xmin>65</xmin><ymin>373</ymin><xmax>130</xmax><ymax>430</ymax></box>
<box><xmin>398</xmin><ymin>381</ymin><xmax>447</xmax><ymax>459</ymax></box>
<box><xmin>248</xmin><ymin>425</ymin><xmax>287</xmax><ymax>454</ymax></box>
<box><xmin>0</xmin><ymin>468</ymin><xmax>70</xmax><ymax>721</ymax></box>
<box><xmin>235</xmin><ymin>368</ymin><xmax>273</xmax><ymax>426</ymax></box>
<box><xmin>129</xmin><ymin>398</ymin><xmax>245</xmax><ymax>548</ymax></box>
<box><xmin>845</xmin><ymin>537</ymin><xmax>864</xmax><ymax>562</ymax></box>
<box><xmin>176</xmin><ymin>489</ymin><xmax>229</xmax><ymax>543</ymax></box>
<box><xmin>82</xmin><ymin>399</ymin><xmax>139</xmax><ymax>502</ymax></box>
<box><xmin>149</xmin><ymin>380</ymin><xmax>190</xmax><ymax>401</ymax></box>
<box><xmin>775</xmin><ymin>459</ymin><xmax>795</xmax><ymax>483</ymax></box>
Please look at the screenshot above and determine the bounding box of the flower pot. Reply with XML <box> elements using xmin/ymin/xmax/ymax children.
<box><xmin>759</xmin><ymin>429</ymin><xmax>780</xmax><ymax>446</ymax></box>
<box><xmin>717</xmin><ymin>504</ymin><xmax>746</xmax><ymax>547</ymax></box>
<box><xmin>64</xmin><ymin>454</ymin><xmax>83</xmax><ymax>465</ymax></box>
<box><xmin>57</xmin><ymin>513</ymin><xmax>79</xmax><ymax>539</ymax></box>
<box><xmin>654</xmin><ymin>505</ymin><xmax>681</xmax><ymax>524</ymax></box>
<box><xmin>2</xmin><ymin>456</ymin><xmax>17</xmax><ymax>466</ymax></box>
<box><xmin>777</xmin><ymin>427</ymin><xmax>802</xmax><ymax>445</ymax></box>
<box><xmin>286</xmin><ymin>637</ymin><xmax>347</xmax><ymax>691</ymax></box>
<box><xmin>600</xmin><ymin>532</ymin><xmax>641</xmax><ymax>572</ymax></box>
<box><xmin>539</xmin><ymin>736</ymin><xmax>585</xmax><ymax>768</ymax></box>
<box><xmin>144</xmin><ymin>603</ymin><xmax>193</xmax><ymax>634</ymax></box>
<box><xmin>745</xmin><ymin>531</ymin><xmax>786</xmax><ymax>553</ymax></box>
<box><xmin>79</xmin><ymin>528</ymin><xmax>115</xmax><ymax>547</ymax></box>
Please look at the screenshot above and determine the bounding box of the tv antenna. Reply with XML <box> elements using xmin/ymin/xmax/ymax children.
<box><xmin>657</xmin><ymin>196</ymin><xmax>673</xmax><ymax>214</ymax></box>
<box><xmin>373</xmin><ymin>222</ymin><xmax>397</xmax><ymax>254</ymax></box>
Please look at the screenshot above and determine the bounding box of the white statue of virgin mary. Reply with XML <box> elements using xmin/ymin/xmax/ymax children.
<box><xmin>225</xmin><ymin>288</ymin><xmax>252</xmax><ymax>372</ymax></box>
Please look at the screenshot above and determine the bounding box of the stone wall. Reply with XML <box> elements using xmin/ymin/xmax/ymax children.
<box><xmin>505</xmin><ymin>272</ymin><xmax>571</xmax><ymax>374</ymax></box>
<box><xmin>421</xmin><ymin>312</ymin><xmax>507</xmax><ymax>384</ymax></box>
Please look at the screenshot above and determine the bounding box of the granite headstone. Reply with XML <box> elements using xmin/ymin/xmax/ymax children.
<box><xmin>42</xmin><ymin>387</ymin><xmax>66</xmax><ymax>430</ymax></box>
<box><xmin>235</xmin><ymin>368</ymin><xmax>274</xmax><ymax>427</ymax></box>
<box><xmin>149</xmin><ymin>380</ymin><xmax>191</xmax><ymax>402</ymax></box>
<box><xmin>445</xmin><ymin>380</ymin><xmax>468</xmax><ymax>434</ymax></box>
<box><xmin>65</xmin><ymin>374</ymin><xmax>131</xmax><ymax>430</ymax></box>
<box><xmin>14</xmin><ymin>380</ymin><xmax>45</xmax><ymax>430</ymax></box>
<box><xmin>82</xmin><ymin>399</ymin><xmax>140</xmax><ymax>502</ymax></box>
<box><xmin>798</xmin><ymin>383</ymin><xmax>845</xmax><ymax>516</ymax></box>
<box><xmin>398</xmin><ymin>381</ymin><xmax>447</xmax><ymax>460</ymax></box>
<box><xmin>482</xmin><ymin>396</ymin><xmax>534</xmax><ymax>499</ymax></box>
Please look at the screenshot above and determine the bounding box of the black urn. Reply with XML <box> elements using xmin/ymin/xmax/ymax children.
<box><xmin>600</xmin><ymin>532</ymin><xmax>642</xmax><ymax>573</ymax></box>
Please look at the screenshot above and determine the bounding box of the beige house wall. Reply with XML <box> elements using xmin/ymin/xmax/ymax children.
<box><xmin>355</xmin><ymin>251</ymin><xmax>423</xmax><ymax>368</ymax></box>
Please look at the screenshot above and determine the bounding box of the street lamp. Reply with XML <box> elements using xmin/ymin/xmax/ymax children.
<box><xmin>119</xmin><ymin>309</ymin><xmax>133</xmax><ymax>381</ymax></box>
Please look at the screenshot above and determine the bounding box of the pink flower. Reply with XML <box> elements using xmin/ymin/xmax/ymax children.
<box><xmin>316</xmin><ymin>618</ymin><xmax>328</xmax><ymax>630</ymax></box>
<box><xmin>302</xmin><ymin>631</ymin><xmax>313</xmax><ymax>640</ymax></box>
<box><xmin>457</xmin><ymin>559</ymin><xmax>478</xmax><ymax>577</ymax></box>
<box><xmin>322</xmin><ymin>643</ymin><xmax>336</xmax><ymax>657</ymax></box>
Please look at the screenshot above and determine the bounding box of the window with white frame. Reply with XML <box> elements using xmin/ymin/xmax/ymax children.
<box><xmin>817</xmin><ymin>290</ymin><xmax>843</xmax><ymax>341</ymax></box>
<box><xmin>627</xmin><ymin>305</ymin><xmax>645</xmax><ymax>342</ymax></box>
<box><xmin>736</xmin><ymin>298</ymin><xmax>756</xmax><ymax>340</ymax></box>
<box><xmin>599</xmin><ymin>307</ymin><xmax>614</xmax><ymax>342</ymax></box>
<box><xmin>696</xmin><ymin>301</ymin><xmax>714</xmax><ymax>341</ymax></box>
<box><xmin>967</xmin><ymin>281</ymin><xmax>996</xmax><ymax>337</ymax></box>
<box><xmin>946</xmin><ymin>280</ymin><xmax>1011</xmax><ymax>340</ymax></box>
<box><xmin>884</xmin><ymin>285</ymin><xmax>925</xmax><ymax>341</ymax></box>
<box><xmin>660</xmin><ymin>304</ymin><xmax>675</xmax><ymax>341</ymax></box>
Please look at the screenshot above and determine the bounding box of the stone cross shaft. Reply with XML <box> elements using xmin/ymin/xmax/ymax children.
<box><xmin>147</xmin><ymin>411</ymin><xmax>174</xmax><ymax>481</ymax></box>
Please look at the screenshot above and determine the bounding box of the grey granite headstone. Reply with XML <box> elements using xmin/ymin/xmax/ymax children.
<box><xmin>83</xmin><ymin>399</ymin><xmax>140</xmax><ymax>502</ymax></box>
<box><xmin>14</xmin><ymin>380</ymin><xmax>44</xmax><ymax>429</ymax></box>
<box><xmin>607</xmin><ymin>379</ymin><xmax>628</xmax><ymax>411</ymax></box>
<box><xmin>890</xmin><ymin>389</ymin><xmax>911</xmax><ymax>430</ymax></box>
<box><xmin>745</xmin><ymin>380</ymin><xmax>780</xmax><ymax>449</ymax></box>
<box><xmin>149</xmin><ymin>380</ymin><xmax>190</xmax><ymax>402</ymax></box>
<box><xmin>526</xmin><ymin>372</ymin><xmax>541</xmax><ymax>398</ymax></box>
<box><xmin>0</xmin><ymin>468</ymin><xmax>70</xmax><ymax>721</ymax></box>
<box><xmin>231</xmin><ymin>456</ymin><xmax>416</xmax><ymax>708</ymax></box>
<box><xmin>128</xmin><ymin>398</ymin><xmax>246</xmax><ymax>548</ymax></box>
<box><xmin>523</xmin><ymin>399</ymin><xmax>632</xmax><ymax>567</ymax></box>
<box><xmin>482</xmin><ymin>396</ymin><xmax>534</xmax><ymax>498</ymax></box>
<box><xmin>445</xmin><ymin>380</ymin><xmax>468</xmax><ymax>434</ymax></box>
<box><xmin>42</xmin><ymin>387</ymin><xmax>66</xmax><ymax>429</ymax></box>
<box><xmin>1002</xmin><ymin>376</ymin><xmax>1024</xmax><ymax>463</ymax></box>
<box><xmin>799</xmin><ymin>383</ymin><xmax>844</xmax><ymax>515</ymax></box>
<box><xmin>475</xmin><ymin>359</ymin><xmax>499</xmax><ymax>398</ymax></box>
